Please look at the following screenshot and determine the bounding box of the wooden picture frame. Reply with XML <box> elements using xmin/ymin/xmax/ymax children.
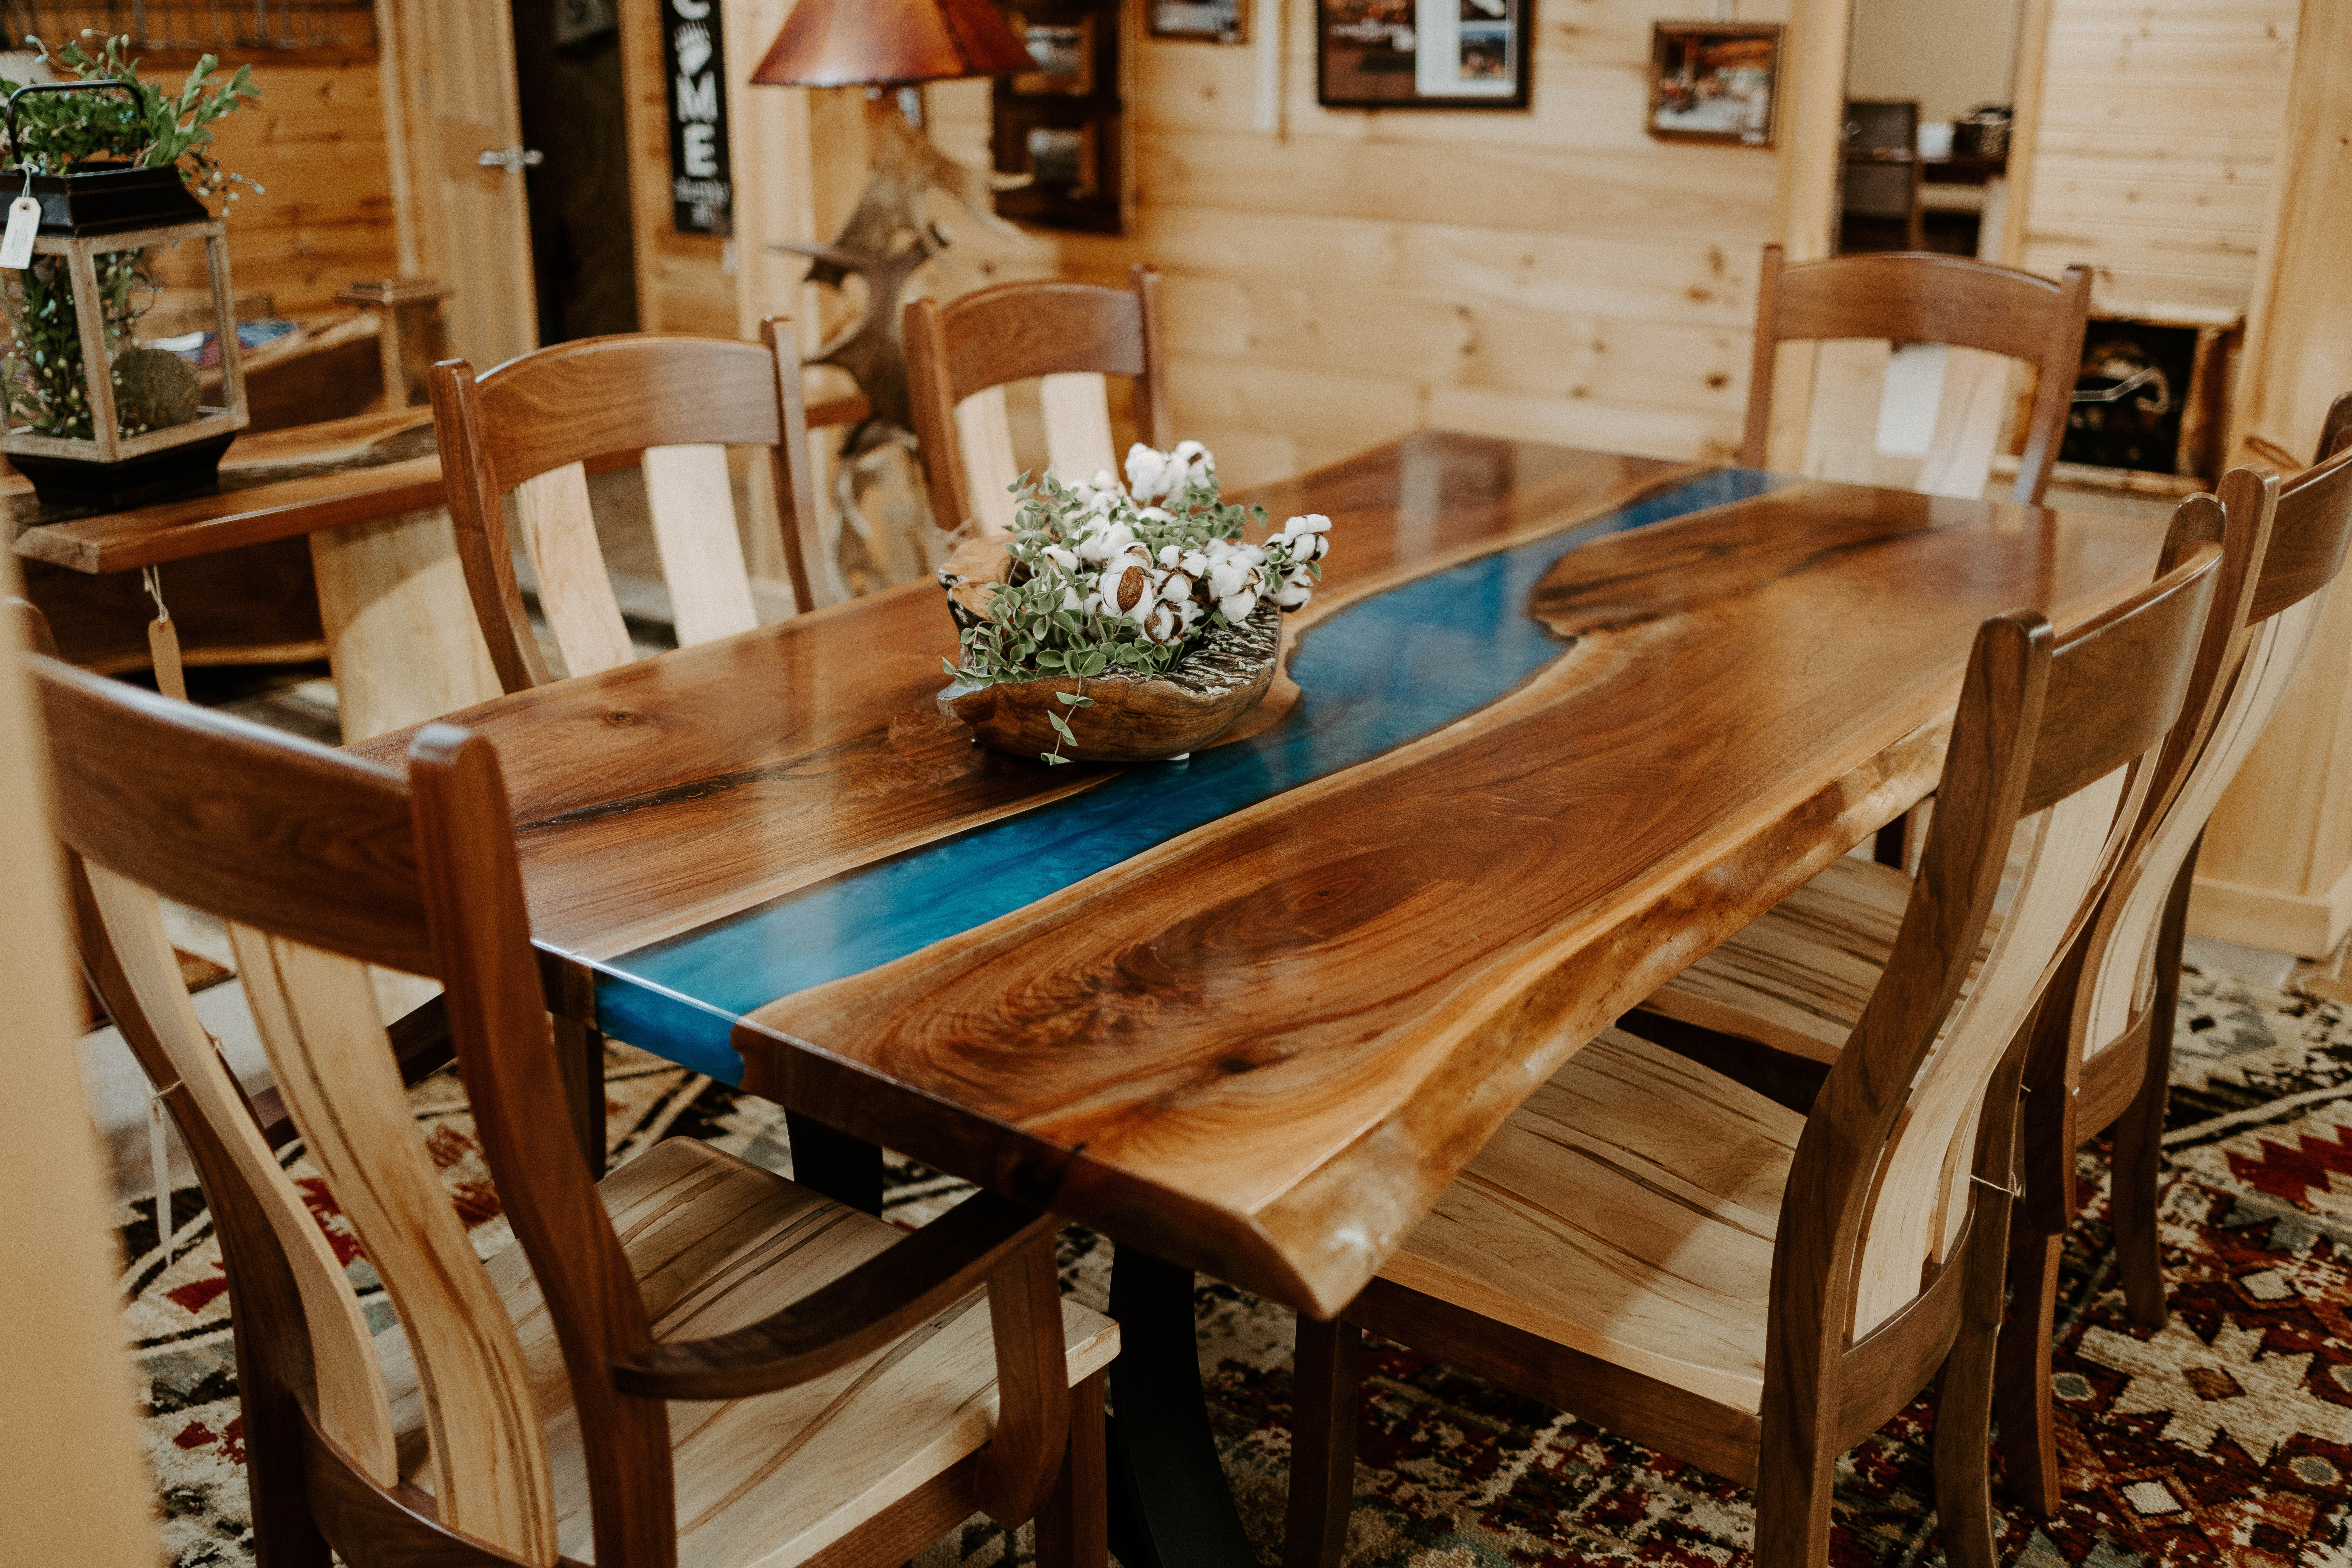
<box><xmin>1148</xmin><ymin>0</ymin><xmax>1248</xmax><ymax>42</ymax></box>
<box><xmin>1317</xmin><ymin>1</ymin><xmax>1533</xmax><ymax>111</ymax></box>
<box><xmin>1647</xmin><ymin>22</ymin><xmax>1782</xmax><ymax>147</ymax></box>
<box><xmin>995</xmin><ymin>0</ymin><xmax>1131</xmax><ymax>234</ymax></box>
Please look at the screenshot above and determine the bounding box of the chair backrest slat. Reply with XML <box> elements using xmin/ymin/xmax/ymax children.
<box><xmin>643</xmin><ymin>443</ymin><xmax>761</xmax><ymax>648</ymax></box>
<box><xmin>34</xmin><ymin>662</ymin><xmax>667</xmax><ymax>1563</ymax></box>
<box><xmin>2076</xmin><ymin>438</ymin><xmax>2352</xmax><ymax>1057</ymax></box>
<box><xmin>906</xmin><ymin>264</ymin><xmax>1171</xmax><ymax>538</ymax></box>
<box><xmin>1743</xmin><ymin>245</ymin><xmax>2092</xmax><ymax>506</ymax></box>
<box><xmin>1040</xmin><ymin>370</ymin><xmax>1120</xmax><ymax>488</ymax></box>
<box><xmin>434</xmin><ymin>326</ymin><xmax>835</xmax><ymax>696</ymax></box>
<box><xmin>1786</xmin><ymin>536</ymin><xmax>2222</xmax><ymax>1342</ymax></box>
<box><xmin>230</xmin><ymin>922</ymin><xmax>562</xmax><ymax>1563</ymax></box>
<box><xmin>952</xmin><ymin>384</ymin><xmax>1024</xmax><ymax>539</ymax></box>
<box><xmin>80</xmin><ymin>861</ymin><xmax>401</xmax><ymax>1486</ymax></box>
<box><xmin>514</xmin><ymin>460</ymin><xmax>638</xmax><ymax>679</ymax></box>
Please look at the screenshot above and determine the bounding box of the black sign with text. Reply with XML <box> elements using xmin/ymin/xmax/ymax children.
<box><xmin>663</xmin><ymin>0</ymin><xmax>731</xmax><ymax>234</ymax></box>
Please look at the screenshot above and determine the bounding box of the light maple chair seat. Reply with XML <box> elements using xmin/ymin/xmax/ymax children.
<box><xmin>1645</xmin><ymin>855</ymin><xmax>1932</xmax><ymax>1065</ymax></box>
<box><xmin>1379</xmin><ymin>1029</ymin><xmax>1795</xmax><ymax>1418</ymax></box>
<box><xmin>377</xmin><ymin>1137</ymin><xmax>1119</xmax><ymax>1568</ymax></box>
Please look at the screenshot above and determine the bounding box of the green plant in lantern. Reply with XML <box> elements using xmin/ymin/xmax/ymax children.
<box><xmin>0</xmin><ymin>33</ymin><xmax>260</xmax><ymax>441</ymax></box>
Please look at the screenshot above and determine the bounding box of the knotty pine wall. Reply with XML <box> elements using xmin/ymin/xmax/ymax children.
<box><xmin>923</xmin><ymin>0</ymin><xmax>1794</xmax><ymax>488</ymax></box>
<box><xmin>144</xmin><ymin>57</ymin><xmax>401</xmax><ymax>318</ymax></box>
<box><xmin>2014</xmin><ymin>0</ymin><xmax>2298</xmax><ymax>317</ymax></box>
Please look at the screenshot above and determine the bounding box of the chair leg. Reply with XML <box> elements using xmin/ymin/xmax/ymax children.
<box><xmin>1933</xmin><ymin>1191</ymin><xmax>2013</xmax><ymax>1568</ymax></box>
<box><xmin>1993</xmin><ymin>1220</ymin><xmax>2063</xmax><ymax>1517</ymax></box>
<box><xmin>2113</xmin><ymin>845</ymin><xmax>2193</xmax><ymax>1332</ymax></box>
<box><xmin>1284</xmin><ymin>1315</ymin><xmax>1362</xmax><ymax>1568</ymax></box>
<box><xmin>1036</xmin><ymin>1371</ymin><xmax>1107</xmax><ymax>1568</ymax></box>
<box><xmin>553</xmin><ymin>1014</ymin><xmax>607</xmax><ymax>1176</ymax></box>
<box><xmin>1750</xmin><ymin>1428</ymin><xmax>1837</xmax><ymax>1568</ymax></box>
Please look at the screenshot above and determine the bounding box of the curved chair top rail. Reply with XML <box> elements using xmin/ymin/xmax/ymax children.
<box><xmin>468</xmin><ymin>332</ymin><xmax>789</xmax><ymax>488</ymax></box>
<box><xmin>32</xmin><ymin>657</ymin><xmax>433</xmax><ymax>975</ymax></box>
<box><xmin>930</xmin><ymin>278</ymin><xmax>1155</xmax><ymax>405</ymax></box>
<box><xmin>2249</xmin><ymin>407</ymin><xmax>2352</xmax><ymax>623</ymax></box>
<box><xmin>1765</xmin><ymin>250</ymin><xmax>2091</xmax><ymax>367</ymax></box>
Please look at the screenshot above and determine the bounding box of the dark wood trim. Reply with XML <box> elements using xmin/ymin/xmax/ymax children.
<box><xmin>298</xmin><ymin>1395</ymin><xmax>582</xmax><ymax>1568</ymax></box>
<box><xmin>611</xmin><ymin>1192</ymin><xmax>1058</xmax><ymax>1399</ymax></box>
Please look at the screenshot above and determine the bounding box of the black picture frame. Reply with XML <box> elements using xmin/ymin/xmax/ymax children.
<box><xmin>1317</xmin><ymin>0</ymin><xmax>1533</xmax><ymax>111</ymax></box>
<box><xmin>994</xmin><ymin>0</ymin><xmax>1130</xmax><ymax>234</ymax></box>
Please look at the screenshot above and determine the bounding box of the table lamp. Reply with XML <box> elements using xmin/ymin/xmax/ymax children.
<box><xmin>752</xmin><ymin>0</ymin><xmax>1034</xmax><ymax>436</ymax></box>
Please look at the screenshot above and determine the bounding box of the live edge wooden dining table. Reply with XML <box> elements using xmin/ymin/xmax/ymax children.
<box><xmin>352</xmin><ymin>431</ymin><xmax>2162</xmax><ymax>1568</ymax></box>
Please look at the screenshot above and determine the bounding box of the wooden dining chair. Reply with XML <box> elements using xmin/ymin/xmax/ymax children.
<box><xmin>1638</xmin><ymin>427</ymin><xmax>2352</xmax><ymax>1516</ymax></box>
<box><xmin>430</xmin><ymin>322</ymin><xmax>843</xmax><ymax>697</ymax></box>
<box><xmin>1745</xmin><ymin>244</ymin><xmax>2092</xmax><ymax>506</ymax></box>
<box><xmin>902</xmin><ymin>264</ymin><xmax>1170</xmax><ymax>538</ymax></box>
<box><xmin>1285</xmin><ymin>536</ymin><xmax>2226</xmax><ymax>1568</ymax></box>
<box><xmin>35</xmin><ymin>658</ymin><xmax>1118</xmax><ymax>1568</ymax></box>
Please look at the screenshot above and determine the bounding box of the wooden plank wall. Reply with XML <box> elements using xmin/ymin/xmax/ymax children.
<box><xmin>925</xmin><ymin>1</ymin><xmax>1791</xmax><ymax>488</ymax></box>
<box><xmin>143</xmin><ymin>58</ymin><xmax>401</xmax><ymax>318</ymax></box>
<box><xmin>2015</xmin><ymin>0</ymin><xmax>2299</xmax><ymax>316</ymax></box>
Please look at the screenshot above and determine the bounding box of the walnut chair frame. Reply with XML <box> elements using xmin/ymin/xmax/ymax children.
<box><xmin>33</xmin><ymin>660</ymin><xmax>1114</xmax><ymax>1568</ymax></box>
<box><xmin>1744</xmin><ymin>244</ymin><xmax>2093</xmax><ymax>506</ymax></box>
<box><xmin>903</xmin><ymin>263</ymin><xmax>1170</xmax><ymax>538</ymax></box>
<box><xmin>431</xmin><ymin>323</ymin><xmax>839</xmax><ymax>699</ymax></box>
<box><xmin>1640</xmin><ymin>404</ymin><xmax>2352</xmax><ymax>1516</ymax></box>
<box><xmin>1286</xmin><ymin>535</ymin><xmax>2226</xmax><ymax>1568</ymax></box>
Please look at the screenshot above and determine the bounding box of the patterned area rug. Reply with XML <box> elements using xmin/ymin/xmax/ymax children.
<box><xmin>123</xmin><ymin>960</ymin><xmax>2352</xmax><ymax>1568</ymax></box>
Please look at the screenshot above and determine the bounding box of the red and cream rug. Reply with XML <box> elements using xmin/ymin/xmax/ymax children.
<box><xmin>122</xmin><ymin>960</ymin><xmax>2352</xmax><ymax>1567</ymax></box>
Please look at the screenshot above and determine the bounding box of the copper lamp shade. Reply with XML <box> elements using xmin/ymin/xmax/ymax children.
<box><xmin>751</xmin><ymin>0</ymin><xmax>1035</xmax><ymax>88</ymax></box>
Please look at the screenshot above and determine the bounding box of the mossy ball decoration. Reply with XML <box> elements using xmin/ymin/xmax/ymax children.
<box><xmin>112</xmin><ymin>346</ymin><xmax>201</xmax><ymax>433</ymax></box>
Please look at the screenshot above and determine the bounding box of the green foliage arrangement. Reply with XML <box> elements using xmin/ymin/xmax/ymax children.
<box><xmin>945</xmin><ymin>440</ymin><xmax>1332</xmax><ymax>763</ymax></box>
<box><xmin>0</xmin><ymin>33</ymin><xmax>262</xmax><ymax>441</ymax></box>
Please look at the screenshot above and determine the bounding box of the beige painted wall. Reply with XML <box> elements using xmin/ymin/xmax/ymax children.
<box><xmin>1848</xmin><ymin>0</ymin><xmax>2022</xmax><ymax>125</ymax></box>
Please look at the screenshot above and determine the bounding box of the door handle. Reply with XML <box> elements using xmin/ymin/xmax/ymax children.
<box><xmin>477</xmin><ymin>147</ymin><xmax>545</xmax><ymax>173</ymax></box>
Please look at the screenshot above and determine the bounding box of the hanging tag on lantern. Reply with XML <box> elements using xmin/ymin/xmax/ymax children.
<box><xmin>0</xmin><ymin>196</ymin><xmax>40</xmax><ymax>269</ymax></box>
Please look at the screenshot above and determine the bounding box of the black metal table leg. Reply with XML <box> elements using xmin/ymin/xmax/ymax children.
<box><xmin>784</xmin><ymin>1110</ymin><xmax>885</xmax><ymax>1215</ymax></box>
<box><xmin>1106</xmin><ymin>1247</ymin><xmax>1262</xmax><ymax>1568</ymax></box>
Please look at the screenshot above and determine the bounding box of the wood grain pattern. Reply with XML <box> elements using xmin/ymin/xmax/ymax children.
<box><xmin>904</xmin><ymin>267</ymin><xmax>1169</xmax><ymax>539</ymax></box>
<box><xmin>352</xmin><ymin>439</ymin><xmax>1699</xmax><ymax>960</ymax></box>
<box><xmin>8</xmin><ymin>410</ymin><xmax>442</xmax><ymax>574</ymax></box>
<box><xmin>36</xmin><ymin>655</ymin><xmax>1118</xmax><ymax>1568</ymax></box>
<box><xmin>516</xmin><ymin>462</ymin><xmax>638</xmax><ymax>680</ymax></box>
<box><xmin>81</xmin><ymin>864</ymin><xmax>400</xmax><ymax>1487</ymax></box>
<box><xmin>229</xmin><ymin>924</ymin><xmax>562</xmax><ymax>1564</ymax></box>
<box><xmin>732</xmin><ymin>464</ymin><xmax>2160</xmax><ymax>1315</ymax></box>
<box><xmin>432</xmin><ymin>330</ymin><xmax>828</xmax><ymax>696</ymax></box>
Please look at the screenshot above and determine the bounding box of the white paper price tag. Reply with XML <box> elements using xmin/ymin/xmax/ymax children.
<box><xmin>0</xmin><ymin>196</ymin><xmax>40</xmax><ymax>269</ymax></box>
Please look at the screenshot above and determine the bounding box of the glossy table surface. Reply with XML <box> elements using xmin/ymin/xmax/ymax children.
<box><xmin>355</xmin><ymin>432</ymin><xmax>2164</xmax><ymax>1316</ymax></box>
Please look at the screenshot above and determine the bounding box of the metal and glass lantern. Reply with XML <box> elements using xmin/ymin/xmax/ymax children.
<box><xmin>0</xmin><ymin>82</ymin><xmax>248</xmax><ymax>507</ymax></box>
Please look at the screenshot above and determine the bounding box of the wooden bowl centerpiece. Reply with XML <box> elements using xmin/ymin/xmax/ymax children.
<box><xmin>937</xmin><ymin>442</ymin><xmax>1331</xmax><ymax>765</ymax></box>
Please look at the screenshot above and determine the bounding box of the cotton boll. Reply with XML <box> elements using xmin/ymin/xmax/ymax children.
<box><xmin>1061</xmin><ymin>585</ymin><xmax>1084</xmax><ymax>611</ymax></box>
<box><xmin>1158</xmin><ymin>544</ymin><xmax>1182</xmax><ymax>567</ymax></box>
<box><xmin>1043</xmin><ymin>544</ymin><xmax>1079</xmax><ymax>572</ymax></box>
<box><xmin>1272</xmin><ymin>564</ymin><xmax>1316</xmax><ymax>609</ymax></box>
<box><xmin>1142</xmin><ymin>601</ymin><xmax>1183</xmax><ymax>644</ymax></box>
<box><xmin>1219</xmin><ymin>588</ymin><xmax>1258</xmax><ymax>623</ymax></box>
<box><xmin>1180</xmin><ymin>549</ymin><xmax>1208</xmax><ymax>576</ymax></box>
<box><xmin>1091</xmin><ymin>469</ymin><xmax>1120</xmax><ymax>494</ymax></box>
<box><xmin>1125</xmin><ymin>443</ymin><xmax>1175</xmax><ymax>502</ymax></box>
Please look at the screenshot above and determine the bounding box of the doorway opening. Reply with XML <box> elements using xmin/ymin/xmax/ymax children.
<box><xmin>1838</xmin><ymin>0</ymin><xmax>2024</xmax><ymax>259</ymax></box>
<box><xmin>510</xmin><ymin>0</ymin><xmax>640</xmax><ymax>343</ymax></box>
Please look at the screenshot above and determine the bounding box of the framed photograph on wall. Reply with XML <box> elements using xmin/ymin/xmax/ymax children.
<box><xmin>1647</xmin><ymin>21</ymin><xmax>1782</xmax><ymax>146</ymax></box>
<box><xmin>1317</xmin><ymin>0</ymin><xmax>1533</xmax><ymax>111</ymax></box>
<box><xmin>1149</xmin><ymin>0</ymin><xmax>1248</xmax><ymax>42</ymax></box>
<box><xmin>995</xmin><ymin>0</ymin><xmax>1132</xmax><ymax>233</ymax></box>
